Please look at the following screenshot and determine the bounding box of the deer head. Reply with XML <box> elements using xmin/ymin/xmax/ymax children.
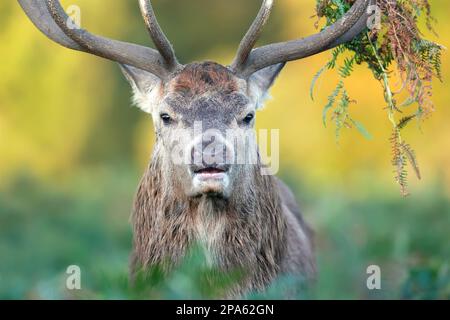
<box><xmin>19</xmin><ymin>0</ymin><xmax>371</xmax><ymax>199</ymax></box>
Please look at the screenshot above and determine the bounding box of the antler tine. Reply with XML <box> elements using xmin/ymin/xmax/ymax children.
<box><xmin>231</xmin><ymin>0</ymin><xmax>274</xmax><ymax>71</ymax></box>
<box><xmin>235</xmin><ymin>0</ymin><xmax>372</xmax><ymax>78</ymax></box>
<box><xmin>138</xmin><ymin>0</ymin><xmax>180</xmax><ymax>71</ymax></box>
<box><xmin>19</xmin><ymin>0</ymin><xmax>173</xmax><ymax>79</ymax></box>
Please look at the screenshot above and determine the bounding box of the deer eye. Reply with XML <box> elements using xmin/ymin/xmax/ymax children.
<box><xmin>160</xmin><ymin>113</ymin><xmax>172</xmax><ymax>125</ymax></box>
<box><xmin>242</xmin><ymin>113</ymin><xmax>254</xmax><ymax>125</ymax></box>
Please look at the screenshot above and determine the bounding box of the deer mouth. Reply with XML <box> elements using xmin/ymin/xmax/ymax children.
<box><xmin>190</xmin><ymin>165</ymin><xmax>231</xmax><ymax>197</ymax></box>
<box><xmin>193</xmin><ymin>166</ymin><xmax>230</xmax><ymax>180</ymax></box>
<box><xmin>195</xmin><ymin>167</ymin><xmax>225</xmax><ymax>174</ymax></box>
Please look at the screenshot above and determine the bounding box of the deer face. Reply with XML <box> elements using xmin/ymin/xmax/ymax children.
<box><xmin>122</xmin><ymin>61</ymin><xmax>284</xmax><ymax>198</ymax></box>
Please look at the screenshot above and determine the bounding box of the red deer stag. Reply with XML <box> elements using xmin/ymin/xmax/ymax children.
<box><xmin>19</xmin><ymin>0</ymin><xmax>372</xmax><ymax>296</ymax></box>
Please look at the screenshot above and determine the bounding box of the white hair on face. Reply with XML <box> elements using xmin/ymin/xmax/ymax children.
<box><xmin>131</xmin><ymin>80</ymin><xmax>161</xmax><ymax>114</ymax></box>
<box><xmin>247</xmin><ymin>80</ymin><xmax>273</xmax><ymax>110</ymax></box>
<box><xmin>120</xmin><ymin>64</ymin><xmax>161</xmax><ymax>114</ymax></box>
<box><xmin>247</xmin><ymin>63</ymin><xmax>285</xmax><ymax>110</ymax></box>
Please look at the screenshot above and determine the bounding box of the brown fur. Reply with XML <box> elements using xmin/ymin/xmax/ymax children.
<box><xmin>128</xmin><ymin>61</ymin><xmax>316</xmax><ymax>297</ymax></box>
<box><xmin>169</xmin><ymin>62</ymin><xmax>239</xmax><ymax>98</ymax></box>
<box><xmin>130</xmin><ymin>146</ymin><xmax>316</xmax><ymax>297</ymax></box>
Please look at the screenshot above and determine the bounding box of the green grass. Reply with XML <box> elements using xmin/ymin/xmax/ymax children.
<box><xmin>0</xmin><ymin>168</ymin><xmax>448</xmax><ymax>299</ymax></box>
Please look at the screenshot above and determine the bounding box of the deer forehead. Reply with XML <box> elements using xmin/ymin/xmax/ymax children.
<box><xmin>168</xmin><ymin>62</ymin><xmax>242</xmax><ymax>96</ymax></box>
<box><xmin>160</xmin><ymin>62</ymin><xmax>252</xmax><ymax>122</ymax></box>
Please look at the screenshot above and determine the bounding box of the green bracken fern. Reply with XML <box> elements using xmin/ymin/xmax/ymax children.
<box><xmin>311</xmin><ymin>0</ymin><xmax>444</xmax><ymax>195</ymax></box>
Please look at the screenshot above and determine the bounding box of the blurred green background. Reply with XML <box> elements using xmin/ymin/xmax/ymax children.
<box><xmin>0</xmin><ymin>0</ymin><xmax>449</xmax><ymax>299</ymax></box>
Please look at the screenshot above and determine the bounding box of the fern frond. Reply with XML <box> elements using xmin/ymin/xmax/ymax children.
<box><xmin>333</xmin><ymin>89</ymin><xmax>351</xmax><ymax>142</ymax></box>
<box><xmin>338</xmin><ymin>57</ymin><xmax>355</xmax><ymax>78</ymax></box>
<box><xmin>390</xmin><ymin>129</ymin><xmax>409</xmax><ymax>197</ymax></box>
<box><xmin>323</xmin><ymin>80</ymin><xmax>343</xmax><ymax>127</ymax></box>
<box><xmin>397</xmin><ymin>115</ymin><xmax>416</xmax><ymax>130</ymax></box>
<box><xmin>310</xmin><ymin>64</ymin><xmax>328</xmax><ymax>101</ymax></box>
<box><xmin>401</xmin><ymin>142</ymin><xmax>421</xmax><ymax>180</ymax></box>
<box><xmin>327</xmin><ymin>46</ymin><xmax>346</xmax><ymax>69</ymax></box>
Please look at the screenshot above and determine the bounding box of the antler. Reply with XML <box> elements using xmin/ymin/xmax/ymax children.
<box><xmin>138</xmin><ymin>0</ymin><xmax>179</xmax><ymax>71</ymax></box>
<box><xmin>231</xmin><ymin>0</ymin><xmax>274</xmax><ymax>70</ymax></box>
<box><xmin>18</xmin><ymin>0</ymin><xmax>180</xmax><ymax>79</ymax></box>
<box><xmin>232</xmin><ymin>0</ymin><xmax>373</xmax><ymax>78</ymax></box>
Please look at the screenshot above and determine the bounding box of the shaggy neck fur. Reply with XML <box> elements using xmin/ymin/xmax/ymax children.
<box><xmin>131</xmin><ymin>144</ymin><xmax>287</xmax><ymax>295</ymax></box>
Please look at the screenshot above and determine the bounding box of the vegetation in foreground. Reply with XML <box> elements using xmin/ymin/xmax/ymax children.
<box><xmin>0</xmin><ymin>169</ymin><xmax>448</xmax><ymax>299</ymax></box>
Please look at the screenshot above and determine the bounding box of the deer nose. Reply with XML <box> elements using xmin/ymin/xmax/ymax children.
<box><xmin>189</xmin><ymin>137</ymin><xmax>233</xmax><ymax>172</ymax></box>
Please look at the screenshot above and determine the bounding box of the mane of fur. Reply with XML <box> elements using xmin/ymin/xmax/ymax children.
<box><xmin>130</xmin><ymin>145</ymin><xmax>287</xmax><ymax>296</ymax></box>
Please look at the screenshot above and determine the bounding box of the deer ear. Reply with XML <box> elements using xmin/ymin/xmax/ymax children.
<box><xmin>119</xmin><ymin>64</ymin><xmax>161</xmax><ymax>114</ymax></box>
<box><xmin>247</xmin><ymin>62</ymin><xmax>286</xmax><ymax>109</ymax></box>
